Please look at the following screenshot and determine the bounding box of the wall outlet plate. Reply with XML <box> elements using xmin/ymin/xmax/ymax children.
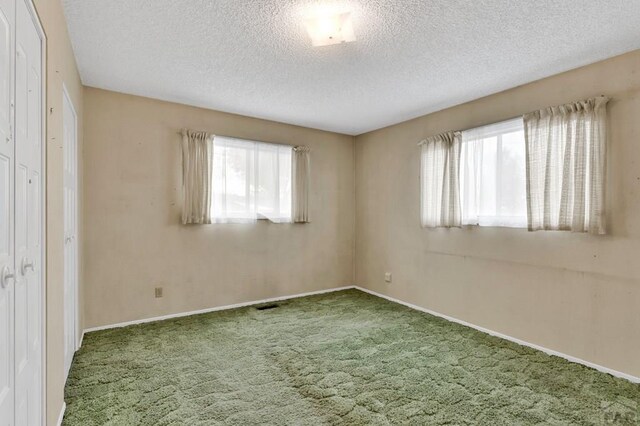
<box><xmin>384</xmin><ymin>272</ymin><xmax>392</xmax><ymax>283</ymax></box>
<box><xmin>155</xmin><ymin>287</ymin><xmax>163</xmax><ymax>298</ymax></box>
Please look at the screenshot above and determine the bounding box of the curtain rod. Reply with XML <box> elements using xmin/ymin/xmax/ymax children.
<box><xmin>418</xmin><ymin>95</ymin><xmax>608</xmax><ymax>145</ymax></box>
<box><xmin>458</xmin><ymin>113</ymin><xmax>522</xmax><ymax>134</ymax></box>
<box><xmin>178</xmin><ymin>128</ymin><xmax>303</xmax><ymax>149</ymax></box>
<box><xmin>417</xmin><ymin>114</ymin><xmax>521</xmax><ymax>145</ymax></box>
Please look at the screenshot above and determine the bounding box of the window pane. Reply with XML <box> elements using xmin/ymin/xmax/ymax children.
<box><xmin>479</xmin><ymin>136</ymin><xmax>497</xmax><ymax>219</ymax></box>
<box><xmin>461</xmin><ymin>118</ymin><xmax>527</xmax><ymax>228</ymax></box>
<box><xmin>212</xmin><ymin>136</ymin><xmax>292</xmax><ymax>223</ymax></box>
<box><xmin>212</xmin><ymin>140</ymin><xmax>253</xmax><ymax>220</ymax></box>
<box><xmin>256</xmin><ymin>144</ymin><xmax>276</xmax><ymax>213</ymax></box>
<box><xmin>499</xmin><ymin>130</ymin><xmax>527</xmax><ymax>220</ymax></box>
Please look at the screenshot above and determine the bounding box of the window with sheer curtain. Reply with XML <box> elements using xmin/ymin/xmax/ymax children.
<box><xmin>460</xmin><ymin>118</ymin><xmax>527</xmax><ymax>228</ymax></box>
<box><xmin>211</xmin><ymin>136</ymin><xmax>293</xmax><ymax>223</ymax></box>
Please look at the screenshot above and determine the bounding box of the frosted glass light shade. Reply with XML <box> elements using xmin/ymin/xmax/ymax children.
<box><xmin>304</xmin><ymin>12</ymin><xmax>355</xmax><ymax>47</ymax></box>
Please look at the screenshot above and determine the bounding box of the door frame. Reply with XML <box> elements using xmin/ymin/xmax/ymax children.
<box><xmin>62</xmin><ymin>82</ymin><xmax>78</xmax><ymax>357</ymax></box>
<box><xmin>22</xmin><ymin>0</ymin><xmax>46</xmax><ymax>423</ymax></box>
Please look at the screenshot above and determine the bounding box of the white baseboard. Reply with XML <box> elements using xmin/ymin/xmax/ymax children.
<box><xmin>56</xmin><ymin>402</ymin><xmax>66</xmax><ymax>426</ymax></box>
<box><xmin>83</xmin><ymin>286</ymin><xmax>356</xmax><ymax>333</ymax></box>
<box><xmin>354</xmin><ymin>286</ymin><xmax>640</xmax><ymax>384</ymax></box>
<box><xmin>82</xmin><ymin>284</ymin><xmax>639</xmax><ymax>384</ymax></box>
<box><xmin>77</xmin><ymin>330</ymin><xmax>84</xmax><ymax>350</ymax></box>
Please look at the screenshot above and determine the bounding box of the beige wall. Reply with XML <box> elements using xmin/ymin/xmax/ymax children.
<box><xmin>82</xmin><ymin>88</ymin><xmax>355</xmax><ymax>329</ymax></box>
<box><xmin>355</xmin><ymin>50</ymin><xmax>640</xmax><ymax>378</ymax></box>
<box><xmin>32</xmin><ymin>0</ymin><xmax>84</xmax><ymax>424</ymax></box>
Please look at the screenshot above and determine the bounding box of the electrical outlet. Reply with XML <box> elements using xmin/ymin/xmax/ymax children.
<box><xmin>384</xmin><ymin>272</ymin><xmax>392</xmax><ymax>283</ymax></box>
<box><xmin>155</xmin><ymin>287</ymin><xmax>163</xmax><ymax>298</ymax></box>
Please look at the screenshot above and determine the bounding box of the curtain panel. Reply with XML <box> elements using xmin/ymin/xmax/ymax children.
<box><xmin>292</xmin><ymin>146</ymin><xmax>310</xmax><ymax>223</ymax></box>
<box><xmin>420</xmin><ymin>131</ymin><xmax>462</xmax><ymax>228</ymax></box>
<box><xmin>523</xmin><ymin>96</ymin><xmax>609</xmax><ymax>234</ymax></box>
<box><xmin>180</xmin><ymin>129</ymin><xmax>214</xmax><ymax>224</ymax></box>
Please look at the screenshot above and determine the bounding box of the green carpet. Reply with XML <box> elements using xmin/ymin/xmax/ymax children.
<box><xmin>64</xmin><ymin>289</ymin><xmax>639</xmax><ymax>425</ymax></box>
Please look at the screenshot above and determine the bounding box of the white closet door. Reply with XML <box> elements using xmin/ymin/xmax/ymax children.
<box><xmin>63</xmin><ymin>87</ymin><xmax>77</xmax><ymax>379</ymax></box>
<box><xmin>0</xmin><ymin>0</ymin><xmax>15</xmax><ymax>423</ymax></box>
<box><xmin>13</xmin><ymin>0</ymin><xmax>41</xmax><ymax>423</ymax></box>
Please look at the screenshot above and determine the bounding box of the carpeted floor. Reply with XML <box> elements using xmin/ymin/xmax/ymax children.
<box><xmin>64</xmin><ymin>289</ymin><xmax>639</xmax><ymax>425</ymax></box>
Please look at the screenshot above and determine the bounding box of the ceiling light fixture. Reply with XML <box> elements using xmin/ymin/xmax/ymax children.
<box><xmin>304</xmin><ymin>11</ymin><xmax>356</xmax><ymax>47</ymax></box>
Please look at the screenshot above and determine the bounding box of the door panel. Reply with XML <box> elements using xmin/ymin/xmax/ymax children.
<box><xmin>0</xmin><ymin>0</ymin><xmax>42</xmax><ymax>423</ymax></box>
<box><xmin>0</xmin><ymin>0</ymin><xmax>14</xmax><ymax>423</ymax></box>
<box><xmin>0</xmin><ymin>0</ymin><xmax>11</xmax><ymax>146</ymax></box>
<box><xmin>14</xmin><ymin>0</ymin><xmax>41</xmax><ymax>423</ymax></box>
<box><xmin>0</xmin><ymin>142</ymin><xmax>9</xmax><ymax>256</ymax></box>
<box><xmin>63</xmin><ymin>88</ymin><xmax>77</xmax><ymax>378</ymax></box>
<box><xmin>14</xmin><ymin>164</ymin><xmax>26</xmax><ymax>372</ymax></box>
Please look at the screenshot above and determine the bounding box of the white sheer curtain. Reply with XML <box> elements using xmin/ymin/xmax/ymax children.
<box><xmin>461</xmin><ymin>118</ymin><xmax>527</xmax><ymax>228</ymax></box>
<box><xmin>524</xmin><ymin>97</ymin><xmax>609</xmax><ymax>234</ymax></box>
<box><xmin>212</xmin><ymin>136</ymin><xmax>293</xmax><ymax>223</ymax></box>
<box><xmin>292</xmin><ymin>146</ymin><xmax>310</xmax><ymax>223</ymax></box>
<box><xmin>181</xmin><ymin>129</ymin><xmax>213</xmax><ymax>224</ymax></box>
<box><xmin>420</xmin><ymin>131</ymin><xmax>462</xmax><ymax>228</ymax></box>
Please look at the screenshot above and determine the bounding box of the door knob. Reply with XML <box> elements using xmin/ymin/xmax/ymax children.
<box><xmin>1</xmin><ymin>266</ymin><xmax>14</xmax><ymax>288</ymax></box>
<box><xmin>21</xmin><ymin>258</ymin><xmax>34</xmax><ymax>276</ymax></box>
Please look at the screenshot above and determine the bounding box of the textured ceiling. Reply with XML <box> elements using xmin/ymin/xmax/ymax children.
<box><xmin>63</xmin><ymin>0</ymin><xmax>640</xmax><ymax>135</ymax></box>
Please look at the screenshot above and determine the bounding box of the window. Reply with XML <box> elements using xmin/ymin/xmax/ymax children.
<box><xmin>211</xmin><ymin>136</ymin><xmax>292</xmax><ymax>223</ymax></box>
<box><xmin>460</xmin><ymin>118</ymin><xmax>527</xmax><ymax>228</ymax></box>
